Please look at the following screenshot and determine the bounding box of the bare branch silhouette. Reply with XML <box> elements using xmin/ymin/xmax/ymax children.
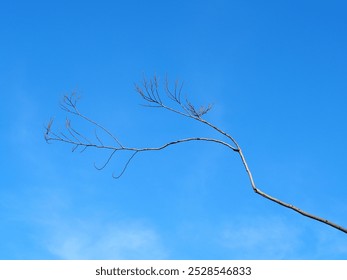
<box><xmin>45</xmin><ymin>75</ymin><xmax>347</xmax><ymax>235</ymax></box>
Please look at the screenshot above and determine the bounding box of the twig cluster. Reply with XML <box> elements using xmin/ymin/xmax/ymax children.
<box><xmin>45</xmin><ymin>76</ymin><xmax>347</xmax><ymax>235</ymax></box>
<box><xmin>135</xmin><ymin>76</ymin><xmax>212</xmax><ymax>118</ymax></box>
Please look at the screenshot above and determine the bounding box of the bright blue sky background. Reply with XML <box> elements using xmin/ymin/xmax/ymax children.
<box><xmin>1</xmin><ymin>0</ymin><xmax>347</xmax><ymax>259</ymax></box>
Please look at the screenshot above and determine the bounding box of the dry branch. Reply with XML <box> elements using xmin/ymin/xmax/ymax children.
<box><xmin>45</xmin><ymin>76</ymin><xmax>347</xmax><ymax>235</ymax></box>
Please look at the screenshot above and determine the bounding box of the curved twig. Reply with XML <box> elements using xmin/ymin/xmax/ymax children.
<box><xmin>94</xmin><ymin>150</ymin><xmax>117</xmax><ymax>170</ymax></box>
<box><xmin>112</xmin><ymin>151</ymin><xmax>138</xmax><ymax>179</ymax></box>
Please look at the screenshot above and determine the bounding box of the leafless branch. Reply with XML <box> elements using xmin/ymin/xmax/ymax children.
<box><xmin>59</xmin><ymin>93</ymin><xmax>124</xmax><ymax>148</ymax></box>
<box><xmin>45</xmin><ymin>76</ymin><xmax>347</xmax><ymax>235</ymax></box>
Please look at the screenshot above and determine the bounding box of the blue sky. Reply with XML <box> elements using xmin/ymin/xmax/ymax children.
<box><xmin>1</xmin><ymin>0</ymin><xmax>347</xmax><ymax>259</ymax></box>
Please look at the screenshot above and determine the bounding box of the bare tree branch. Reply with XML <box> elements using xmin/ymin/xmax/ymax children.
<box><xmin>59</xmin><ymin>93</ymin><xmax>124</xmax><ymax>148</ymax></box>
<box><xmin>45</xmin><ymin>76</ymin><xmax>347</xmax><ymax>235</ymax></box>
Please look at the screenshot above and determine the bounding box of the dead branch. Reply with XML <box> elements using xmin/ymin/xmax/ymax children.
<box><xmin>45</xmin><ymin>76</ymin><xmax>347</xmax><ymax>235</ymax></box>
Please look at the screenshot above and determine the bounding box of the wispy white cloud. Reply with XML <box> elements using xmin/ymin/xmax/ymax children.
<box><xmin>2</xmin><ymin>97</ymin><xmax>168</xmax><ymax>260</ymax></box>
<box><xmin>315</xmin><ymin>229</ymin><xmax>347</xmax><ymax>258</ymax></box>
<box><xmin>219</xmin><ymin>216</ymin><xmax>303</xmax><ymax>259</ymax></box>
<box><xmin>43</xmin><ymin>218</ymin><xmax>168</xmax><ymax>259</ymax></box>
